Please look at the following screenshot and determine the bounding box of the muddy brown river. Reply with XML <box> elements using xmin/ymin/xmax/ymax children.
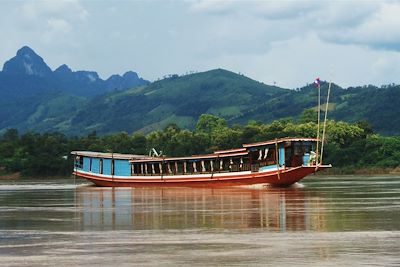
<box><xmin>0</xmin><ymin>175</ymin><xmax>399</xmax><ymax>266</ymax></box>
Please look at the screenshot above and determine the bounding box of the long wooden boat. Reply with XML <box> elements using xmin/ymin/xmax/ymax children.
<box><xmin>72</xmin><ymin>138</ymin><xmax>331</xmax><ymax>187</ymax></box>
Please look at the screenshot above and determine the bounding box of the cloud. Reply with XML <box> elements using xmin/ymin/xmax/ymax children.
<box><xmin>189</xmin><ymin>0</ymin><xmax>318</xmax><ymax>19</ymax></box>
<box><xmin>320</xmin><ymin>2</ymin><xmax>400</xmax><ymax>50</ymax></box>
<box><xmin>42</xmin><ymin>18</ymin><xmax>72</xmax><ymax>43</ymax></box>
<box><xmin>2</xmin><ymin>0</ymin><xmax>400</xmax><ymax>88</ymax></box>
<box><xmin>197</xmin><ymin>33</ymin><xmax>400</xmax><ymax>88</ymax></box>
<box><xmin>16</xmin><ymin>0</ymin><xmax>88</xmax><ymax>45</ymax></box>
<box><xmin>189</xmin><ymin>0</ymin><xmax>237</xmax><ymax>15</ymax></box>
<box><xmin>249</xmin><ymin>1</ymin><xmax>319</xmax><ymax>20</ymax></box>
<box><xmin>0</xmin><ymin>0</ymin><xmax>90</xmax><ymax>70</ymax></box>
<box><xmin>20</xmin><ymin>0</ymin><xmax>88</xmax><ymax>21</ymax></box>
<box><xmin>130</xmin><ymin>1</ymin><xmax>400</xmax><ymax>87</ymax></box>
<box><xmin>188</xmin><ymin>1</ymin><xmax>400</xmax><ymax>52</ymax></box>
<box><xmin>11</xmin><ymin>0</ymin><xmax>89</xmax><ymax>49</ymax></box>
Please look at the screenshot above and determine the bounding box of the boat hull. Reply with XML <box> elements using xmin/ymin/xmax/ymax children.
<box><xmin>73</xmin><ymin>165</ymin><xmax>330</xmax><ymax>187</ymax></box>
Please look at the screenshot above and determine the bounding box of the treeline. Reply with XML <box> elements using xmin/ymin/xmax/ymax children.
<box><xmin>1</xmin><ymin>113</ymin><xmax>400</xmax><ymax>177</ymax></box>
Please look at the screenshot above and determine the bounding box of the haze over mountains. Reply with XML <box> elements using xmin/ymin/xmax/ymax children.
<box><xmin>1</xmin><ymin>46</ymin><xmax>400</xmax><ymax>136</ymax></box>
<box><xmin>0</xmin><ymin>46</ymin><xmax>149</xmax><ymax>134</ymax></box>
<box><xmin>1</xmin><ymin>46</ymin><xmax>149</xmax><ymax>97</ymax></box>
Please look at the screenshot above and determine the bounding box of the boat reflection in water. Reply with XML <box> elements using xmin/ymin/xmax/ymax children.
<box><xmin>75</xmin><ymin>185</ymin><xmax>326</xmax><ymax>231</ymax></box>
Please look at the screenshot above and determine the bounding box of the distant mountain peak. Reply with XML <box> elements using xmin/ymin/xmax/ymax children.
<box><xmin>54</xmin><ymin>64</ymin><xmax>72</xmax><ymax>74</ymax></box>
<box><xmin>1</xmin><ymin>46</ymin><xmax>150</xmax><ymax>97</ymax></box>
<box><xmin>123</xmin><ymin>71</ymin><xmax>139</xmax><ymax>79</ymax></box>
<box><xmin>3</xmin><ymin>45</ymin><xmax>52</xmax><ymax>77</ymax></box>
<box><xmin>16</xmin><ymin>46</ymin><xmax>36</xmax><ymax>57</ymax></box>
<box><xmin>105</xmin><ymin>71</ymin><xmax>149</xmax><ymax>90</ymax></box>
<box><xmin>75</xmin><ymin>70</ymin><xmax>100</xmax><ymax>83</ymax></box>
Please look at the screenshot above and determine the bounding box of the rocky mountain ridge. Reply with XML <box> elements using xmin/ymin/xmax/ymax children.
<box><xmin>1</xmin><ymin>46</ymin><xmax>149</xmax><ymax>97</ymax></box>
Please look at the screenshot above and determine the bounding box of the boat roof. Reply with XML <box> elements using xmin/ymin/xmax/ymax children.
<box><xmin>71</xmin><ymin>151</ymin><xmax>154</xmax><ymax>160</ymax></box>
<box><xmin>214</xmin><ymin>147</ymin><xmax>247</xmax><ymax>154</ymax></box>
<box><xmin>72</xmin><ymin>138</ymin><xmax>317</xmax><ymax>162</ymax></box>
<box><xmin>243</xmin><ymin>138</ymin><xmax>318</xmax><ymax>148</ymax></box>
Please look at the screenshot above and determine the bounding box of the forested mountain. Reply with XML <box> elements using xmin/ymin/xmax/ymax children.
<box><xmin>67</xmin><ymin>69</ymin><xmax>286</xmax><ymax>135</ymax></box>
<box><xmin>1</xmin><ymin>46</ymin><xmax>400</xmax><ymax>136</ymax></box>
<box><xmin>64</xmin><ymin>73</ymin><xmax>400</xmax><ymax>136</ymax></box>
<box><xmin>0</xmin><ymin>46</ymin><xmax>149</xmax><ymax>133</ymax></box>
<box><xmin>1</xmin><ymin>46</ymin><xmax>149</xmax><ymax>97</ymax></box>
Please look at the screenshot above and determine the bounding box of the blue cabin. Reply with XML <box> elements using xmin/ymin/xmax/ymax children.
<box><xmin>72</xmin><ymin>151</ymin><xmax>149</xmax><ymax>177</ymax></box>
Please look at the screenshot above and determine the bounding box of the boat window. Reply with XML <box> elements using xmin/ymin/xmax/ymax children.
<box><xmin>256</xmin><ymin>148</ymin><xmax>275</xmax><ymax>166</ymax></box>
<box><xmin>303</xmin><ymin>144</ymin><xmax>312</xmax><ymax>153</ymax></box>
<box><xmin>222</xmin><ymin>159</ymin><xmax>231</xmax><ymax>172</ymax></box>
<box><xmin>155</xmin><ymin>163</ymin><xmax>162</xmax><ymax>175</ymax></box>
<box><xmin>131</xmin><ymin>163</ymin><xmax>135</xmax><ymax>175</ymax></box>
<box><xmin>99</xmin><ymin>159</ymin><xmax>103</xmax><ymax>174</ymax></box>
<box><xmin>177</xmin><ymin>162</ymin><xmax>185</xmax><ymax>174</ymax></box>
<box><xmin>265</xmin><ymin>150</ymin><xmax>275</xmax><ymax>165</ymax></box>
<box><xmin>183</xmin><ymin>162</ymin><xmax>188</xmax><ymax>174</ymax></box>
<box><xmin>89</xmin><ymin>158</ymin><xmax>92</xmax><ymax>172</ymax></box>
<box><xmin>75</xmin><ymin>156</ymin><xmax>83</xmax><ymax>169</ymax></box>
<box><xmin>294</xmin><ymin>143</ymin><xmax>303</xmax><ymax>155</ymax></box>
<box><xmin>166</xmin><ymin>162</ymin><xmax>172</xmax><ymax>174</ymax></box>
<box><xmin>192</xmin><ymin>161</ymin><xmax>198</xmax><ymax>173</ymax></box>
<box><xmin>285</xmin><ymin>142</ymin><xmax>305</xmax><ymax>167</ymax></box>
<box><xmin>111</xmin><ymin>159</ymin><xmax>115</xmax><ymax>175</ymax></box>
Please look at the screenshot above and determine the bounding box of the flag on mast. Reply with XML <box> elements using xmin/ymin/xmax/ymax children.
<box><xmin>314</xmin><ymin>77</ymin><xmax>320</xmax><ymax>87</ymax></box>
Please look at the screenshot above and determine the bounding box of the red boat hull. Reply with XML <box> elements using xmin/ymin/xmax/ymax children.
<box><xmin>73</xmin><ymin>165</ymin><xmax>330</xmax><ymax>187</ymax></box>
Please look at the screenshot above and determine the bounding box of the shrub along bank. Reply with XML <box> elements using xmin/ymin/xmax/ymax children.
<box><xmin>0</xmin><ymin>114</ymin><xmax>399</xmax><ymax>177</ymax></box>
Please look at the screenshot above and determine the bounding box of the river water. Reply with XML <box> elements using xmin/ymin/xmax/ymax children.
<box><xmin>0</xmin><ymin>175</ymin><xmax>399</xmax><ymax>266</ymax></box>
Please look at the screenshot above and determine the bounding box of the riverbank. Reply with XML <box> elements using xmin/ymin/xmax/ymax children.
<box><xmin>0</xmin><ymin>171</ymin><xmax>72</xmax><ymax>181</ymax></box>
<box><xmin>323</xmin><ymin>166</ymin><xmax>400</xmax><ymax>175</ymax></box>
<box><xmin>0</xmin><ymin>171</ymin><xmax>21</xmax><ymax>180</ymax></box>
<box><xmin>2</xmin><ymin>118</ymin><xmax>400</xmax><ymax>179</ymax></box>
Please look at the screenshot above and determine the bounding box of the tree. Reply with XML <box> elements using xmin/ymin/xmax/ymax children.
<box><xmin>2</xmin><ymin>128</ymin><xmax>19</xmax><ymax>142</ymax></box>
<box><xmin>131</xmin><ymin>133</ymin><xmax>147</xmax><ymax>155</ymax></box>
<box><xmin>356</xmin><ymin>120</ymin><xmax>374</xmax><ymax>137</ymax></box>
<box><xmin>195</xmin><ymin>114</ymin><xmax>227</xmax><ymax>134</ymax></box>
<box><xmin>299</xmin><ymin>109</ymin><xmax>318</xmax><ymax>124</ymax></box>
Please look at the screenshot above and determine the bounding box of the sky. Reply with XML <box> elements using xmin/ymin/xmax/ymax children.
<box><xmin>1</xmin><ymin>0</ymin><xmax>400</xmax><ymax>89</ymax></box>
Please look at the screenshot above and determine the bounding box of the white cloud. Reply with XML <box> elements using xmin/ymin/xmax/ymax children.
<box><xmin>1</xmin><ymin>0</ymin><xmax>400</xmax><ymax>88</ymax></box>
<box><xmin>321</xmin><ymin>2</ymin><xmax>400</xmax><ymax>50</ymax></box>
<box><xmin>189</xmin><ymin>0</ymin><xmax>318</xmax><ymax>19</ymax></box>
<box><xmin>42</xmin><ymin>18</ymin><xmax>72</xmax><ymax>44</ymax></box>
<box><xmin>248</xmin><ymin>1</ymin><xmax>320</xmax><ymax>20</ymax></box>
<box><xmin>189</xmin><ymin>0</ymin><xmax>236</xmax><ymax>15</ymax></box>
<box><xmin>198</xmin><ymin>33</ymin><xmax>400</xmax><ymax>88</ymax></box>
<box><xmin>20</xmin><ymin>0</ymin><xmax>88</xmax><ymax>21</ymax></box>
<box><xmin>189</xmin><ymin>1</ymin><xmax>400</xmax><ymax>52</ymax></box>
<box><xmin>16</xmin><ymin>0</ymin><xmax>88</xmax><ymax>46</ymax></box>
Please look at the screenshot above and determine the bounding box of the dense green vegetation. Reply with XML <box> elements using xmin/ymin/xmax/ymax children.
<box><xmin>68</xmin><ymin>69</ymin><xmax>286</xmax><ymax>135</ymax></box>
<box><xmin>2</xmin><ymin>68</ymin><xmax>400</xmax><ymax>136</ymax></box>
<box><xmin>1</xmin><ymin>114</ymin><xmax>399</xmax><ymax>177</ymax></box>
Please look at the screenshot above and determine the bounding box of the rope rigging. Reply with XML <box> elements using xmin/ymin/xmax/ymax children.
<box><xmin>320</xmin><ymin>81</ymin><xmax>332</xmax><ymax>165</ymax></box>
<box><xmin>315</xmin><ymin>79</ymin><xmax>332</xmax><ymax>168</ymax></box>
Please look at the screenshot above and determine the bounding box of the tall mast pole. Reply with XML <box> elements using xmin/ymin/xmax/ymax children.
<box><xmin>320</xmin><ymin>81</ymin><xmax>332</xmax><ymax>165</ymax></box>
<box><xmin>316</xmin><ymin>80</ymin><xmax>321</xmax><ymax>166</ymax></box>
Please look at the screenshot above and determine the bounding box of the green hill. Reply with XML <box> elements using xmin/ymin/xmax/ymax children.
<box><xmin>2</xmin><ymin>67</ymin><xmax>400</xmax><ymax>136</ymax></box>
<box><xmin>67</xmin><ymin>69</ymin><xmax>287</xmax><ymax>135</ymax></box>
<box><xmin>66</xmin><ymin>69</ymin><xmax>400</xmax><ymax>136</ymax></box>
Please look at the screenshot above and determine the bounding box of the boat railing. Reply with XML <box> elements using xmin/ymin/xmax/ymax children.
<box><xmin>230</xmin><ymin>163</ymin><xmax>251</xmax><ymax>172</ymax></box>
<box><xmin>251</xmin><ymin>164</ymin><xmax>260</xmax><ymax>172</ymax></box>
<box><xmin>251</xmin><ymin>161</ymin><xmax>281</xmax><ymax>172</ymax></box>
<box><xmin>132</xmin><ymin>162</ymin><xmax>252</xmax><ymax>176</ymax></box>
